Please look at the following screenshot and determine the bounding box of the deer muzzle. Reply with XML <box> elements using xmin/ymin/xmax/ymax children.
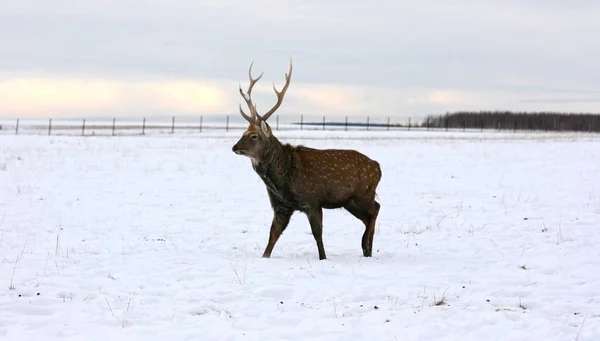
<box><xmin>232</xmin><ymin>143</ymin><xmax>243</xmax><ymax>155</ymax></box>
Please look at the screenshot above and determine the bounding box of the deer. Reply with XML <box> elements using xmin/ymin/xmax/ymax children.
<box><xmin>231</xmin><ymin>58</ymin><xmax>382</xmax><ymax>260</ymax></box>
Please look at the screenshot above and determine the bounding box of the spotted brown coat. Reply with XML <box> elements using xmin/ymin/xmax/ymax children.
<box><xmin>232</xmin><ymin>59</ymin><xmax>382</xmax><ymax>260</ymax></box>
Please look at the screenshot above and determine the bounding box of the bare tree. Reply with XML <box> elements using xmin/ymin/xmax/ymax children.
<box><xmin>423</xmin><ymin>111</ymin><xmax>600</xmax><ymax>132</ymax></box>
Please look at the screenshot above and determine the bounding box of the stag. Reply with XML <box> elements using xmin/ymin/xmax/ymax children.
<box><xmin>232</xmin><ymin>58</ymin><xmax>382</xmax><ymax>260</ymax></box>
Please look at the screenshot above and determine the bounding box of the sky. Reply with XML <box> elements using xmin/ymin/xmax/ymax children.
<box><xmin>1</xmin><ymin>0</ymin><xmax>600</xmax><ymax>122</ymax></box>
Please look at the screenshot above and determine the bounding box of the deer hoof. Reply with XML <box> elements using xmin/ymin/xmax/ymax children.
<box><xmin>362</xmin><ymin>249</ymin><xmax>372</xmax><ymax>257</ymax></box>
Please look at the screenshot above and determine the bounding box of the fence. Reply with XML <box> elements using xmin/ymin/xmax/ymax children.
<box><xmin>0</xmin><ymin>114</ymin><xmax>433</xmax><ymax>137</ymax></box>
<box><xmin>1</xmin><ymin>112</ymin><xmax>599</xmax><ymax>137</ymax></box>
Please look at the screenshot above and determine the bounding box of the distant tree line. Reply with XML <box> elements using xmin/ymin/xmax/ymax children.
<box><xmin>421</xmin><ymin>111</ymin><xmax>600</xmax><ymax>132</ymax></box>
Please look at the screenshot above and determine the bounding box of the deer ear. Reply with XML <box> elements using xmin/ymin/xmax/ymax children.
<box><xmin>260</xmin><ymin>120</ymin><xmax>271</xmax><ymax>137</ymax></box>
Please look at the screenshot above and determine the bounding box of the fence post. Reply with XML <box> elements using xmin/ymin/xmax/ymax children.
<box><xmin>366</xmin><ymin>116</ymin><xmax>370</xmax><ymax>131</ymax></box>
<box><xmin>82</xmin><ymin>119</ymin><xmax>86</xmax><ymax>136</ymax></box>
<box><xmin>345</xmin><ymin>116</ymin><xmax>348</xmax><ymax>131</ymax></box>
<box><xmin>48</xmin><ymin>119</ymin><xmax>52</xmax><ymax>135</ymax></box>
<box><xmin>387</xmin><ymin>117</ymin><xmax>390</xmax><ymax>131</ymax></box>
<box><xmin>171</xmin><ymin>116</ymin><xmax>175</xmax><ymax>134</ymax></box>
<box><xmin>276</xmin><ymin>115</ymin><xmax>279</xmax><ymax>130</ymax></box>
<box><xmin>408</xmin><ymin>117</ymin><xmax>411</xmax><ymax>131</ymax></box>
<box><xmin>427</xmin><ymin>118</ymin><xmax>430</xmax><ymax>131</ymax></box>
<box><xmin>200</xmin><ymin>116</ymin><xmax>203</xmax><ymax>133</ymax></box>
<box><xmin>322</xmin><ymin>116</ymin><xmax>325</xmax><ymax>130</ymax></box>
<box><xmin>142</xmin><ymin>117</ymin><xmax>146</xmax><ymax>135</ymax></box>
<box><xmin>226</xmin><ymin>115</ymin><xmax>229</xmax><ymax>132</ymax></box>
<box><xmin>112</xmin><ymin>118</ymin><xmax>116</xmax><ymax>136</ymax></box>
<box><xmin>300</xmin><ymin>115</ymin><xmax>303</xmax><ymax>130</ymax></box>
<box><xmin>15</xmin><ymin>119</ymin><xmax>19</xmax><ymax>135</ymax></box>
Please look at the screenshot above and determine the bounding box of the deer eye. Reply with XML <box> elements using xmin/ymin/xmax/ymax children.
<box><xmin>250</xmin><ymin>134</ymin><xmax>258</xmax><ymax>140</ymax></box>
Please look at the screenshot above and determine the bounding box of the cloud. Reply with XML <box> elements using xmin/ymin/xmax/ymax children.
<box><xmin>0</xmin><ymin>76</ymin><xmax>234</xmax><ymax>118</ymax></box>
<box><xmin>427</xmin><ymin>91</ymin><xmax>469</xmax><ymax>105</ymax></box>
<box><xmin>293</xmin><ymin>84</ymin><xmax>369</xmax><ymax>113</ymax></box>
<box><xmin>2</xmin><ymin>73</ymin><xmax>600</xmax><ymax>121</ymax></box>
<box><xmin>520</xmin><ymin>98</ymin><xmax>600</xmax><ymax>104</ymax></box>
<box><xmin>143</xmin><ymin>81</ymin><xmax>227</xmax><ymax>113</ymax></box>
<box><xmin>0</xmin><ymin>78</ymin><xmax>119</xmax><ymax>113</ymax></box>
<box><xmin>2</xmin><ymin>74</ymin><xmax>600</xmax><ymax>122</ymax></box>
<box><xmin>1</xmin><ymin>0</ymin><xmax>600</xmax><ymax>119</ymax></box>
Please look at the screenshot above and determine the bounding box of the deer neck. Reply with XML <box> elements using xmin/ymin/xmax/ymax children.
<box><xmin>252</xmin><ymin>137</ymin><xmax>293</xmax><ymax>192</ymax></box>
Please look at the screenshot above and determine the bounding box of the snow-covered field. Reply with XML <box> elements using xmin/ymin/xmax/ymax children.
<box><xmin>1</xmin><ymin>130</ymin><xmax>599</xmax><ymax>340</ymax></box>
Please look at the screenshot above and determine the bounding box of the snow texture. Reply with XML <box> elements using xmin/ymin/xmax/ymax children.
<box><xmin>1</xmin><ymin>130</ymin><xmax>599</xmax><ymax>340</ymax></box>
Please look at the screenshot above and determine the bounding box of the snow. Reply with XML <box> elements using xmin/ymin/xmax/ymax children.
<box><xmin>1</xmin><ymin>129</ymin><xmax>599</xmax><ymax>340</ymax></box>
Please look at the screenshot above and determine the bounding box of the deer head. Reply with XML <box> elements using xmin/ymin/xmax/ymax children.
<box><xmin>232</xmin><ymin>59</ymin><xmax>293</xmax><ymax>162</ymax></box>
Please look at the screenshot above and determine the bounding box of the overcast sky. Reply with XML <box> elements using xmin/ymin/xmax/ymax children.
<box><xmin>1</xmin><ymin>0</ymin><xmax>599</xmax><ymax>122</ymax></box>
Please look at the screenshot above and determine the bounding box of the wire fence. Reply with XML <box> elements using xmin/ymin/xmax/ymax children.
<box><xmin>1</xmin><ymin>113</ymin><xmax>599</xmax><ymax>137</ymax></box>
<box><xmin>0</xmin><ymin>114</ymin><xmax>434</xmax><ymax>137</ymax></box>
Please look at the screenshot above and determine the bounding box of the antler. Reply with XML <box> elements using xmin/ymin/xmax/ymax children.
<box><xmin>257</xmin><ymin>58</ymin><xmax>293</xmax><ymax>122</ymax></box>
<box><xmin>238</xmin><ymin>61</ymin><xmax>264</xmax><ymax>124</ymax></box>
<box><xmin>238</xmin><ymin>58</ymin><xmax>293</xmax><ymax>124</ymax></box>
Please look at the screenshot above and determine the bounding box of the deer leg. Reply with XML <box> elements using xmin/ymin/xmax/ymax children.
<box><xmin>344</xmin><ymin>199</ymin><xmax>377</xmax><ymax>257</ymax></box>
<box><xmin>307</xmin><ymin>207</ymin><xmax>327</xmax><ymax>260</ymax></box>
<box><xmin>262</xmin><ymin>209</ymin><xmax>293</xmax><ymax>258</ymax></box>
<box><xmin>364</xmin><ymin>200</ymin><xmax>380</xmax><ymax>257</ymax></box>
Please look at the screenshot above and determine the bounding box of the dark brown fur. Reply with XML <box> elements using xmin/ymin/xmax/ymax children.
<box><xmin>232</xmin><ymin>59</ymin><xmax>382</xmax><ymax>260</ymax></box>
